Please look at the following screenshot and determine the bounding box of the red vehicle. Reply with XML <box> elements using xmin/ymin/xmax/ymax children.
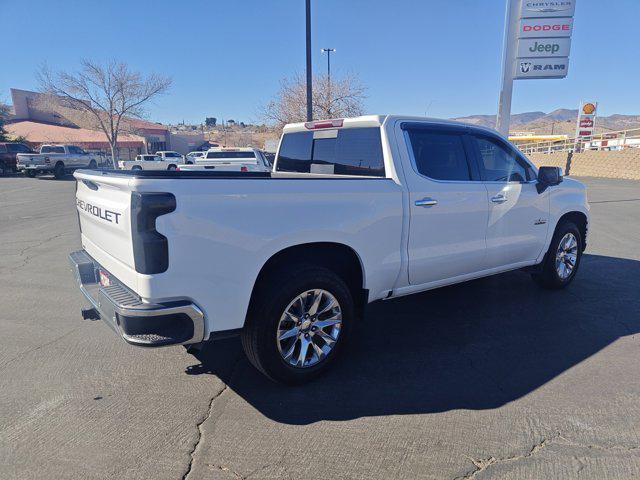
<box><xmin>0</xmin><ymin>142</ymin><xmax>35</xmax><ymax>176</ymax></box>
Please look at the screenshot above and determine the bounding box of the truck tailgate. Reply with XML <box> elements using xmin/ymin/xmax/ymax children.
<box><xmin>75</xmin><ymin>171</ymin><xmax>138</xmax><ymax>290</ymax></box>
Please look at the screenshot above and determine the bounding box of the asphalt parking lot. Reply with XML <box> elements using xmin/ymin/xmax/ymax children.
<box><xmin>1</xmin><ymin>173</ymin><xmax>639</xmax><ymax>480</ymax></box>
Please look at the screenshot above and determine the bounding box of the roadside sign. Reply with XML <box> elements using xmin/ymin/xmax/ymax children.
<box><xmin>519</xmin><ymin>17</ymin><xmax>573</xmax><ymax>37</ymax></box>
<box><xmin>496</xmin><ymin>0</ymin><xmax>578</xmax><ymax>135</ymax></box>
<box><xmin>517</xmin><ymin>37</ymin><xmax>572</xmax><ymax>57</ymax></box>
<box><xmin>514</xmin><ymin>58</ymin><xmax>570</xmax><ymax>79</ymax></box>
<box><xmin>520</xmin><ymin>0</ymin><xmax>576</xmax><ymax>18</ymax></box>
<box><xmin>575</xmin><ymin>101</ymin><xmax>598</xmax><ymax>138</ymax></box>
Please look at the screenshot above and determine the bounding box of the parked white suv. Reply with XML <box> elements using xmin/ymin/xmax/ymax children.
<box><xmin>179</xmin><ymin>147</ymin><xmax>271</xmax><ymax>172</ymax></box>
<box><xmin>154</xmin><ymin>151</ymin><xmax>185</xmax><ymax>166</ymax></box>
<box><xmin>70</xmin><ymin>115</ymin><xmax>589</xmax><ymax>384</ymax></box>
<box><xmin>17</xmin><ymin>144</ymin><xmax>99</xmax><ymax>179</ymax></box>
<box><xmin>118</xmin><ymin>154</ymin><xmax>182</xmax><ymax>171</ymax></box>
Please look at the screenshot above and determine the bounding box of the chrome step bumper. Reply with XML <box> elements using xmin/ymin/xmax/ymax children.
<box><xmin>69</xmin><ymin>250</ymin><xmax>204</xmax><ymax>347</ymax></box>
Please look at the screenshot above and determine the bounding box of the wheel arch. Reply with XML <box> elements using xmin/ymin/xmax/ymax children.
<box><xmin>556</xmin><ymin>211</ymin><xmax>588</xmax><ymax>251</ymax></box>
<box><xmin>250</xmin><ymin>242</ymin><xmax>368</xmax><ymax>316</ymax></box>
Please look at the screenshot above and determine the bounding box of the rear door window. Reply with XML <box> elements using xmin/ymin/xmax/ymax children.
<box><xmin>405</xmin><ymin>129</ymin><xmax>473</xmax><ymax>181</ymax></box>
<box><xmin>276</xmin><ymin>127</ymin><xmax>385</xmax><ymax>177</ymax></box>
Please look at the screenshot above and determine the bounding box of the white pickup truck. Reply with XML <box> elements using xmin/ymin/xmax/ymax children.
<box><xmin>18</xmin><ymin>144</ymin><xmax>99</xmax><ymax>179</ymax></box>
<box><xmin>69</xmin><ymin>115</ymin><xmax>589</xmax><ymax>384</ymax></box>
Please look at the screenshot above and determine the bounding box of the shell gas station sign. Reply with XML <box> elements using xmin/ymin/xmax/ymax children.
<box><xmin>576</xmin><ymin>101</ymin><xmax>598</xmax><ymax>138</ymax></box>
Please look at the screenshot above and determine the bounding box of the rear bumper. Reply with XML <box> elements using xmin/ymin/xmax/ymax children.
<box><xmin>18</xmin><ymin>164</ymin><xmax>53</xmax><ymax>172</ymax></box>
<box><xmin>69</xmin><ymin>250</ymin><xmax>204</xmax><ymax>347</ymax></box>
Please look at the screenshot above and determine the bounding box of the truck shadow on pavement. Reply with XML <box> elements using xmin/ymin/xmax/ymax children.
<box><xmin>187</xmin><ymin>253</ymin><xmax>640</xmax><ymax>425</ymax></box>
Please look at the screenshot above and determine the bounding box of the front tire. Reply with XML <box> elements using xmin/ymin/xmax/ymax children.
<box><xmin>88</xmin><ymin>160</ymin><xmax>97</xmax><ymax>169</ymax></box>
<box><xmin>242</xmin><ymin>265</ymin><xmax>354</xmax><ymax>384</ymax></box>
<box><xmin>0</xmin><ymin>161</ymin><xmax>6</xmax><ymax>177</ymax></box>
<box><xmin>532</xmin><ymin>221</ymin><xmax>583</xmax><ymax>289</ymax></box>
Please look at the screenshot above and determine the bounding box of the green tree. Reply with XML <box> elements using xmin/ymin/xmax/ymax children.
<box><xmin>0</xmin><ymin>103</ymin><xmax>10</xmax><ymax>142</ymax></box>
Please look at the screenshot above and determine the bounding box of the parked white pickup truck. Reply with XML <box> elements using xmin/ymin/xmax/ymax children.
<box><xmin>178</xmin><ymin>147</ymin><xmax>271</xmax><ymax>172</ymax></box>
<box><xmin>118</xmin><ymin>154</ymin><xmax>182</xmax><ymax>171</ymax></box>
<box><xmin>69</xmin><ymin>115</ymin><xmax>589</xmax><ymax>384</ymax></box>
<box><xmin>18</xmin><ymin>144</ymin><xmax>99</xmax><ymax>179</ymax></box>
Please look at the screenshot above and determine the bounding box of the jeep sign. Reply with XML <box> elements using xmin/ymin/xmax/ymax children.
<box><xmin>520</xmin><ymin>18</ymin><xmax>573</xmax><ymax>38</ymax></box>
<box><xmin>517</xmin><ymin>38</ymin><xmax>571</xmax><ymax>57</ymax></box>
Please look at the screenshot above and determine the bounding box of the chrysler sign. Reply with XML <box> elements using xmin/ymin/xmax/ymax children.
<box><xmin>521</xmin><ymin>1</ymin><xmax>576</xmax><ymax>18</ymax></box>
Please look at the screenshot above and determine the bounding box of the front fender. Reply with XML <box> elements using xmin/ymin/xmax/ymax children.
<box><xmin>536</xmin><ymin>178</ymin><xmax>590</xmax><ymax>263</ymax></box>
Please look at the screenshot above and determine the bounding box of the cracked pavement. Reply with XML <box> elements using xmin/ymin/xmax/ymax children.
<box><xmin>1</xmin><ymin>174</ymin><xmax>639</xmax><ymax>479</ymax></box>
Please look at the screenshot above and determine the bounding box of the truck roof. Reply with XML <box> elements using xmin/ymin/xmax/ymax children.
<box><xmin>282</xmin><ymin>114</ymin><xmax>502</xmax><ymax>137</ymax></box>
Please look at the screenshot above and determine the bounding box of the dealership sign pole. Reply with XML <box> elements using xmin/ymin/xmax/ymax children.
<box><xmin>496</xmin><ymin>0</ymin><xmax>577</xmax><ymax>136</ymax></box>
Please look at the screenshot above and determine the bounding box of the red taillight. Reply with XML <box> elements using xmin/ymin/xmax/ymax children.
<box><xmin>304</xmin><ymin>119</ymin><xmax>344</xmax><ymax>130</ymax></box>
<box><xmin>240</xmin><ymin>166</ymin><xmax>248</xmax><ymax>172</ymax></box>
<box><xmin>176</xmin><ymin>167</ymin><xmax>181</xmax><ymax>171</ymax></box>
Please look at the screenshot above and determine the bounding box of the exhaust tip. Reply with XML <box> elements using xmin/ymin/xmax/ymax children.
<box><xmin>81</xmin><ymin>307</ymin><xmax>100</xmax><ymax>321</ymax></box>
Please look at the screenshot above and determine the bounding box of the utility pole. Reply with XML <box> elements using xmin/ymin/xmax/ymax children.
<box><xmin>495</xmin><ymin>0</ymin><xmax>522</xmax><ymax>137</ymax></box>
<box><xmin>321</xmin><ymin>48</ymin><xmax>335</xmax><ymax>116</ymax></box>
<box><xmin>305</xmin><ymin>0</ymin><xmax>313</xmax><ymax>121</ymax></box>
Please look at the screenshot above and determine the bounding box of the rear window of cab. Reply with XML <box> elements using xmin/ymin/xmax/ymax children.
<box><xmin>276</xmin><ymin>127</ymin><xmax>385</xmax><ymax>177</ymax></box>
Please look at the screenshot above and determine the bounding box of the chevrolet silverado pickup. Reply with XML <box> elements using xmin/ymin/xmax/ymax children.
<box><xmin>17</xmin><ymin>144</ymin><xmax>99</xmax><ymax>179</ymax></box>
<box><xmin>69</xmin><ymin>115</ymin><xmax>589</xmax><ymax>384</ymax></box>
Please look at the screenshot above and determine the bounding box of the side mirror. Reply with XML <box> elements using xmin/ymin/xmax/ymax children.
<box><xmin>536</xmin><ymin>166</ymin><xmax>563</xmax><ymax>193</ymax></box>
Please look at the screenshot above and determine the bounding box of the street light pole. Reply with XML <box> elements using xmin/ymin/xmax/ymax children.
<box><xmin>305</xmin><ymin>0</ymin><xmax>313</xmax><ymax>122</ymax></box>
<box><xmin>321</xmin><ymin>48</ymin><xmax>335</xmax><ymax>116</ymax></box>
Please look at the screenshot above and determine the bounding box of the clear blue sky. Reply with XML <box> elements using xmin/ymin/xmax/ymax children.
<box><xmin>1</xmin><ymin>0</ymin><xmax>637</xmax><ymax>124</ymax></box>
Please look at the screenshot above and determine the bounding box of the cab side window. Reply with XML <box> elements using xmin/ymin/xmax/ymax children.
<box><xmin>471</xmin><ymin>135</ymin><xmax>534</xmax><ymax>182</ymax></box>
<box><xmin>405</xmin><ymin>129</ymin><xmax>473</xmax><ymax>181</ymax></box>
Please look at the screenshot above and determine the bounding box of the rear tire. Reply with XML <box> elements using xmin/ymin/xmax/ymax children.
<box><xmin>88</xmin><ymin>160</ymin><xmax>97</xmax><ymax>169</ymax></box>
<box><xmin>167</xmin><ymin>164</ymin><xmax>177</xmax><ymax>171</ymax></box>
<box><xmin>0</xmin><ymin>161</ymin><xmax>6</xmax><ymax>177</ymax></box>
<box><xmin>53</xmin><ymin>162</ymin><xmax>65</xmax><ymax>179</ymax></box>
<box><xmin>242</xmin><ymin>264</ymin><xmax>354</xmax><ymax>384</ymax></box>
<box><xmin>25</xmin><ymin>169</ymin><xmax>36</xmax><ymax>178</ymax></box>
<box><xmin>532</xmin><ymin>221</ymin><xmax>583</xmax><ymax>289</ymax></box>
<box><xmin>132</xmin><ymin>166</ymin><xmax>142</xmax><ymax>171</ymax></box>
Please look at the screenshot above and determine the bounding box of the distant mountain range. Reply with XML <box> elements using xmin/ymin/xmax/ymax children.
<box><xmin>451</xmin><ymin>109</ymin><xmax>640</xmax><ymax>135</ymax></box>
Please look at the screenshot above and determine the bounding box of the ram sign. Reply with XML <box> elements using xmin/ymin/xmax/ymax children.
<box><xmin>515</xmin><ymin>58</ymin><xmax>570</xmax><ymax>79</ymax></box>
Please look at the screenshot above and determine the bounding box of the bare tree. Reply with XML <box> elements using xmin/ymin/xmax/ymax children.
<box><xmin>262</xmin><ymin>73</ymin><xmax>366</xmax><ymax>127</ymax></box>
<box><xmin>38</xmin><ymin>60</ymin><xmax>171</xmax><ymax>166</ymax></box>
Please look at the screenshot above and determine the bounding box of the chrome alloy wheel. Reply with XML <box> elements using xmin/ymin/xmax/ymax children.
<box><xmin>555</xmin><ymin>232</ymin><xmax>578</xmax><ymax>280</ymax></box>
<box><xmin>276</xmin><ymin>289</ymin><xmax>342</xmax><ymax>368</ymax></box>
